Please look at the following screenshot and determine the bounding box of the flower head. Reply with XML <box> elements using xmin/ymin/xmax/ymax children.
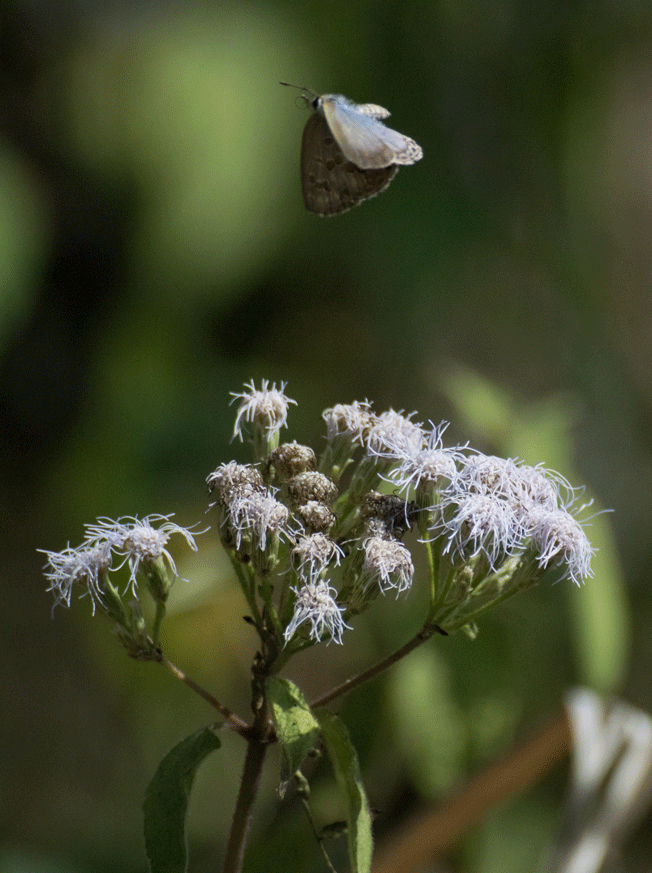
<box><xmin>228</xmin><ymin>490</ymin><xmax>290</xmax><ymax>550</ymax></box>
<box><xmin>457</xmin><ymin>454</ymin><xmax>568</xmax><ymax>518</ymax></box>
<box><xmin>322</xmin><ymin>401</ymin><xmax>374</xmax><ymax>444</ymax></box>
<box><xmin>361</xmin><ymin>537</ymin><xmax>415</xmax><ymax>595</ymax></box>
<box><xmin>267</xmin><ymin>442</ymin><xmax>317</xmax><ymax>480</ymax></box>
<box><xmin>83</xmin><ymin>514</ymin><xmax>199</xmax><ymax>597</ymax></box>
<box><xmin>292</xmin><ymin>533</ymin><xmax>344</xmax><ymax>584</ymax></box>
<box><xmin>41</xmin><ymin>541</ymin><xmax>114</xmax><ymax>614</ymax></box>
<box><xmin>231</xmin><ymin>380</ymin><xmax>296</xmax><ymax>443</ymax></box>
<box><xmin>441</xmin><ymin>494</ymin><xmax>522</xmax><ymax>568</ymax></box>
<box><xmin>527</xmin><ymin>506</ymin><xmax>595</xmax><ymax>585</ymax></box>
<box><xmin>284</xmin><ymin>580</ymin><xmax>350</xmax><ymax>645</ymax></box>
<box><xmin>207</xmin><ymin>462</ymin><xmax>264</xmax><ymax>505</ymax></box>
<box><xmin>366</xmin><ymin>409</ymin><xmax>424</xmax><ymax>459</ymax></box>
<box><xmin>384</xmin><ymin>421</ymin><xmax>459</xmax><ymax>497</ymax></box>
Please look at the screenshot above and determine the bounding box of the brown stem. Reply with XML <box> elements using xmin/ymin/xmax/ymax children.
<box><xmin>310</xmin><ymin>621</ymin><xmax>445</xmax><ymax>709</ymax></box>
<box><xmin>220</xmin><ymin>704</ymin><xmax>272</xmax><ymax>873</ymax></box>
<box><xmin>162</xmin><ymin>657</ymin><xmax>250</xmax><ymax>736</ymax></box>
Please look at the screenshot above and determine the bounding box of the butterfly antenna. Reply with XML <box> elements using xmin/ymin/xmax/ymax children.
<box><xmin>280</xmin><ymin>82</ymin><xmax>318</xmax><ymax>98</ymax></box>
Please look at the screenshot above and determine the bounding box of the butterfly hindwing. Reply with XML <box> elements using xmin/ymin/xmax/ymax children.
<box><xmin>300</xmin><ymin>112</ymin><xmax>399</xmax><ymax>216</ymax></box>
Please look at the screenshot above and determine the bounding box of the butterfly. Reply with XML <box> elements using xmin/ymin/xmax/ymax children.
<box><xmin>281</xmin><ymin>84</ymin><xmax>423</xmax><ymax>216</ymax></box>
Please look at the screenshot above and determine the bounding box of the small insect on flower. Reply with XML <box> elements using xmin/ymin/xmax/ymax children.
<box><xmin>281</xmin><ymin>83</ymin><xmax>423</xmax><ymax>216</ymax></box>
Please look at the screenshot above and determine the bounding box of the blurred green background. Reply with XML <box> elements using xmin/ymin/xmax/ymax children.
<box><xmin>2</xmin><ymin>1</ymin><xmax>651</xmax><ymax>871</ymax></box>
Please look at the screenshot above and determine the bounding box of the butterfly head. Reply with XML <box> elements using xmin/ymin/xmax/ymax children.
<box><xmin>280</xmin><ymin>82</ymin><xmax>320</xmax><ymax>110</ymax></box>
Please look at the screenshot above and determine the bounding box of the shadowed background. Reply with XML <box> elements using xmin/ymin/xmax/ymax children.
<box><xmin>1</xmin><ymin>1</ymin><xmax>651</xmax><ymax>871</ymax></box>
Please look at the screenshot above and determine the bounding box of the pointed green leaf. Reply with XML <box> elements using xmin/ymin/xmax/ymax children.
<box><xmin>266</xmin><ymin>676</ymin><xmax>320</xmax><ymax>797</ymax></box>
<box><xmin>143</xmin><ymin>726</ymin><xmax>221</xmax><ymax>873</ymax></box>
<box><xmin>316</xmin><ymin>709</ymin><xmax>373</xmax><ymax>873</ymax></box>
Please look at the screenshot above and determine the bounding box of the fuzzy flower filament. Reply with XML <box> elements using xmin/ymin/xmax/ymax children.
<box><xmin>231</xmin><ymin>379</ymin><xmax>297</xmax><ymax>459</ymax></box>
<box><xmin>84</xmin><ymin>514</ymin><xmax>200</xmax><ymax>604</ymax></box>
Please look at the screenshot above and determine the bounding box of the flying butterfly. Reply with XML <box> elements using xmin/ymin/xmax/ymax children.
<box><xmin>281</xmin><ymin>83</ymin><xmax>423</xmax><ymax>216</ymax></box>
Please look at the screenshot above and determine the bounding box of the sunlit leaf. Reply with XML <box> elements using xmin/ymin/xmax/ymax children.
<box><xmin>266</xmin><ymin>676</ymin><xmax>320</xmax><ymax>797</ymax></box>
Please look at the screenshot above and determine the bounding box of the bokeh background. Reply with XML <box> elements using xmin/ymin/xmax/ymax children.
<box><xmin>2</xmin><ymin>1</ymin><xmax>652</xmax><ymax>871</ymax></box>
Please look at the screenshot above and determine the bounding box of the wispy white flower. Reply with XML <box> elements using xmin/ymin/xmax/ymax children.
<box><xmin>366</xmin><ymin>409</ymin><xmax>424</xmax><ymax>459</ymax></box>
<box><xmin>322</xmin><ymin>400</ymin><xmax>374</xmax><ymax>444</ymax></box>
<box><xmin>41</xmin><ymin>541</ymin><xmax>114</xmax><ymax>614</ymax></box>
<box><xmin>207</xmin><ymin>462</ymin><xmax>264</xmax><ymax>505</ymax></box>
<box><xmin>384</xmin><ymin>421</ymin><xmax>459</xmax><ymax>496</ymax></box>
<box><xmin>362</xmin><ymin>537</ymin><xmax>414</xmax><ymax>594</ymax></box>
<box><xmin>441</xmin><ymin>494</ymin><xmax>522</xmax><ymax>568</ymax></box>
<box><xmin>230</xmin><ymin>379</ymin><xmax>296</xmax><ymax>442</ymax></box>
<box><xmin>292</xmin><ymin>533</ymin><xmax>344</xmax><ymax>584</ymax></box>
<box><xmin>456</xmin><ymin>454</ymin><xmax>569</xmax><ymax>518</ymax></box>
<box><xmin>229</xmin><ymin>491</ymin><xmax>290</xmax><ymax>550</ymax></box>
<box><xmin>284</xmin><ymin>580</ymin><xmax>350</xmax><ymax>645</ymax></box>
<box><xmin>510</xmin><ymin>463</ymin><xmax>568</xmax><ymax>515</ymax></box>
<box><xmin>527</xmin><ymin>506</ymin><xmax>595</xmax><ymax>585</ymax></box>
<box><xmin>84</xmin><ymin>514</ymin><xmax>199</xmax><ymax>595</ymax></box>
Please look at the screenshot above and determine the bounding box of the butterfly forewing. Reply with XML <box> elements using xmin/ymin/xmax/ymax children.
<box><xmin>301</xmin><ymin>112</ymin><xmax>399</xmax><ymax>216</ymax></box>
<box><xmin>320</xmin><ymin>98</ymin><xmax>395</xmax><ymax>168</ymax></box>
<box><xmin>320</xmin><ymin>96</ymin><xmax>423</xmax><ymax>170</ymax></box>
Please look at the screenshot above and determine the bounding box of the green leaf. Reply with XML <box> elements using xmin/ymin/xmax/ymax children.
<box><xmin>266</xmin><ymin>676</ymin><xmax>320</xmax><ymax>797</ymax></box>
<box><xmin>316</xmin><ymin>709</ymin><xmax>373</xmax><ymax>873</ymax></box>
<box><xmin>143</xmin><ymin>726</ymin><xmax>222</xmax><ymax>873</ymax></box>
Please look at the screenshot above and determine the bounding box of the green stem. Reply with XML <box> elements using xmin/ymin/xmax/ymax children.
<box><xmin>428</xmin><ymin>565</ymin><xmax>457</xmax><ymax>621</ymax></box>
<box><xmin>258</xmin><ymin>575</ymin><xmax>284</xmax><ymax>642</ymax></box>
<box><xmin>229</xmin><ymin>554</ymin><xmax>262</xmax><ymax>627</ymax></box>
<box><xmin>444</xmin><ymin>586</ymin><xmax>523</xmax><ymax>633</ymax></box>
<box><xmin>151</xmin><ymin>601</ymin><xmax>166</xmax><ymax>647</ymax></box>
<box><xmin>422</xmin><ymin>537</ymin><xmax>437</xmax><ymax>606</ymax></box>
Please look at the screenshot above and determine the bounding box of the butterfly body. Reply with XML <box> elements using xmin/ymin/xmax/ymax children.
<box><xmin>283</xmin><ymin>85</ymin><xmax>423</xmax><ymax>216</ymax></box>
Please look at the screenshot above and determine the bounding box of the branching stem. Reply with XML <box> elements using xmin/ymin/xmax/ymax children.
<box><xmin>310</xmin><ymin>620</ymin><xmax>446</xmax><ymax>709</ymax></box>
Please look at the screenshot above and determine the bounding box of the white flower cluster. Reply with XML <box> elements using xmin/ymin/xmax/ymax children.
<box><xmin>41</xmin><ymin>514</ymin><xmax>199</xmax><ymax>614</ymax></box>
<box><xmin>42</xmin><ymin>380</ymin><xmax>598</xmax><ymax>652</ymax></box>
<box><xmin>220</xmin><ymin>384</ymin><xmax>596</xmax><ymax>647</ymax></box>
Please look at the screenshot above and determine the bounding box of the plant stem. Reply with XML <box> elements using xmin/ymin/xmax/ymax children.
<box><xmin>162</xmin><ymin>658</ymin><xmax>250</xmax><ymax>736</ymax></box>
<box><xmin>310</xmin><ymin>620</ymin><xmax>447</xmax><ymax>709</ymax></box>
<box><xmin>151</xmin><ymin>601</ymin><xmax>166</xmax><ymax>647</ymax></box>
<box><xmin>221</xmin><ymin>706</ymin><xmax>271</xmax><ymax>873</ymax></box>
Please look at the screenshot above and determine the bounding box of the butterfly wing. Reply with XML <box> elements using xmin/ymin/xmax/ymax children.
<box><xmin>355</xmin><ymin>103</ymin><xmax>391</xmax><ymax>120</ymax></box>
<box><xmin>320</xmin><ymin>96</ymin><xmax>423</xmax><ymax>170</ymax></box>
<box><xmin>300</xmin><ymin>111</ymin><xmax>399</xmax><ymax>216</ymax></box>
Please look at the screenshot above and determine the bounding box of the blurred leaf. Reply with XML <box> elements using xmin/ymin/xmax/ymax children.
<box><xmin>61</xmin><ymin>7</ymin><xmax>314</xmax><ymax>299</ymax></box>
<box><xmin>566</xmin><ymin>514</ymin><xmax>629</xmax><ymax>693</ymax></box>
<box><xmin>0</xmin><ymin>144</ymin><xmax>46</xmax><ymax>350</ymax></box>
<box><xmin>143</xmin><ymin>726</ymin><xmax>222</xmax><ymax>873</ymax></box>
<box><xmin>387</xmin><ymin>645</ymin><xmax>467</xmax><ymax>796</ymax></box>
<box><xmin>266</xmin><ymin>676</ymin><xmax>320</xmax><ymax>797</ymax></box>
<box><xmin>316</xmin><ymin>709</ymin><xmax>373</xmax><ymax>873</ymax></box>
